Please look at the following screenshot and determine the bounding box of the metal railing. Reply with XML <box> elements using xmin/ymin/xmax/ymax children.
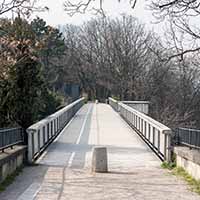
<box><xmin>27</xmin><ymin>97</ymin><xmax>85</xmax><ymax>162</ymax></box>
<box><xmin>118</xmin><ymin>102</ymin><xmax>172</xmax><ymax>162</ymax></box>
<box><xmin>174</xmin><ymin>127</ymin><xmax>200</xmax><ymax>150</ymax></box>
<box><xmin>0</xmin><ymin>127</ymin><xmax>24</xmax><ymax>152</ymax></box>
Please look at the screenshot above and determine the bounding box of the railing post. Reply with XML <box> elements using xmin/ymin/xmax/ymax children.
<box><xmin>163</xmin><ymin>130</ymin><xmax>172</xmax><ymax>162</ymax></box>
<box><xmin>189</xmin><ymin>129</ymin><xmax>191</xmax><ymax>147</ymax></box>
<box><xmin>27</xmin><ymin>129</ymin><xmax>35</xmax><ymax>163</ymax></box>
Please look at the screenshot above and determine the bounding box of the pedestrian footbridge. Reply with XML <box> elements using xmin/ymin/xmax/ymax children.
<box><xmin>0</xmin><ymin>98</ymin><xmax>199</xmax><ymax>200</ymax></box>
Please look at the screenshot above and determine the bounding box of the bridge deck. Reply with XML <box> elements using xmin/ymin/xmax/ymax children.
<box><xmin>0</xmin><ymin>103</ymin><xmax>199</xmax><ymax>200</ymax></box>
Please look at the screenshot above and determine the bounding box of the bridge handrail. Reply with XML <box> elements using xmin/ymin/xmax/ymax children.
<box><xmin>121</xmin><ymin>101</ymin><xmax>150</xmax><ymax>114</ymax></box>
<box><xmin>119</xmin><ymin>102</ymin><xmax>170</xmax><ymax>131</ymax></box>
<box><xmin>27</xmin><ymin>97</ymin><xmax>85</xmax><ymax>162</ymax></box>
<box><xmin>28</xmin><ymin>98</ymin><xmax>84</xmax><ymax>131</ymax></box>
<box><xmin>122</xmin><ymin>101</ymin><xmax>150</xmax><ymax>104</ymax></box>
<box><xmin>108</xmin><ymin>97</ymin><xmax>119</xmax><ymax>111</ymax></box>
<box><xmin>118</xmin><ymin>102</ymin><xmax>172</xmax><ymax>162</ymax></box>
<box><xmin>174</xmin><ymin>127</ymin><xmax>200</xmax><ymax>150</ymax></box>
<box><xmin>0</xmin><ymin>127</ymin><xmax>23</xmax><ymax>152</ymax></box>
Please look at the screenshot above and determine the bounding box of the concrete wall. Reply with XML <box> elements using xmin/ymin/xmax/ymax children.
<box><xmin>174</xmin><ymin>147</ymin><xmax>200</xmax><ymax>180</ymax></box>
<box><xmin>0</xmin><ymin>145</ymin><xmax>26</xmax><ymax>183</ymax></box>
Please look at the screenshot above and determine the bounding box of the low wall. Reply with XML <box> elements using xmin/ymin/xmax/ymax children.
<box><xmin>174</xmin><ymin>146</ymin><xmax>200</xmax><ymax>180</ymax></box>
<box><xmin>0</xmin><ymin>145</ymin><xmax>26</xmax><ymax>183</ymax></box>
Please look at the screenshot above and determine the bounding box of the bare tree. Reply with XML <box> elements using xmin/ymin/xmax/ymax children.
<box><xmin>64</xmin><ymin>0</ymin><xmax>137</xmax><ymax>16</ymax></box>
<box><xmin>60</xmin><ymin>14</ymin><xmax>200</xmax><ymax>128</ymax></box>
<box><xmin>62</xmin><ymin>15</ymin><xmax>157</xmax><ymax>100</ymax></box>
<box><xmin>0</xmin><ymin>0</ymin><xmax>47</xmax><ymax>16</ymax></box>
<box><xmin>149</xmin><ymin>0</ymin><xmax>200</xmax><ymax>60</ymax></box>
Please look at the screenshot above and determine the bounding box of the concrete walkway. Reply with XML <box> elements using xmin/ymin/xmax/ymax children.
<box><xmin>0</xmin><ymin>103</ymin><xmax>200</xmax><ymax>200</ymax></box>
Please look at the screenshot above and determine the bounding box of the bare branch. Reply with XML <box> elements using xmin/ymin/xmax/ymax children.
<box><xmin>130</xmin><ymin>0</ymin><xmax>137</xmax><ymax>9</ymax></box>
<box><xmin>64</xmin><ymin>0</ymin><xmax>138</xmax><ymax>16</ymax></box>
<box><xmin>168</xmin><ymin>47</ymin><xmax>200</xmax><ymax>60</ymax></box>
<box><xmin>158</xmin><ymin>0</ymin><xmax>179</xmax><ymax>9</ymax></box>
<box><xmin>0</xmin><ymin>0</ymin><xmax>47</xmax><ymax>16</ymax></box>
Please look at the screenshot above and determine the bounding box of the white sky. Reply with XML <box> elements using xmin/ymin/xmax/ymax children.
<box><xmin>0</xmin><ymin>0</ymin><xmax>163</xmax><ymax>34</ymax></box>
<box><xmin>32</xmin><ymin>0</ymin><xmax>161</xmax><ymax>32</ymax></box>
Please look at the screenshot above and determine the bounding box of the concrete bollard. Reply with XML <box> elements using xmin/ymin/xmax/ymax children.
<box><xmin>92</xmin><ymin>147</ymin><xmax>108</xmax><ymax>173</ymax></box>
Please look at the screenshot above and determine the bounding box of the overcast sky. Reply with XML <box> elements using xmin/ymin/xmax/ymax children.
<box><xmin>33</xmin><ymin>0</ymin><xmax>162</xmax><ymax>32</ymax></box>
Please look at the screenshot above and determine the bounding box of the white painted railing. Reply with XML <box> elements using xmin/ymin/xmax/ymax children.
<box><xmin>118</xmin><ymin>102</ymin><xmax>172</xmax><ymax>162</ymax></box>
<box><xmin>108</xmin><ymin>97</ymin><xmax>119</xmax><ymax>111</ymax></box>
<box><xmin>26</xmin><ymin>97</ymin><xmax>85</xmax><ymax>162</ymax></box>
<box><xmin>122</xmin><ymin>101</ymin><xmax>149</xmax><ymax>114</ymax></box>
<box><xmin>109</xmin><ymin>98</ymin><xmax>149</xmax><ymax>114</ymax></box>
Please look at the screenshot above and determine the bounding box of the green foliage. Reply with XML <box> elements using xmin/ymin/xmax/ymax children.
<box><xmin>111</xmin><ymin>96</ymin><xmax>120</xmax><ymax>101</ymax></box>
<box><xmin>84</xmin><ymin>97</ymin><xmax>88</xmax><ymax>104</ymax></box>
<box><xmin>7</xmin><ymin>56</ymin><xmax>43</xmax><ymax>129</ymax></box>
<box><xmin>0</xmin><ymin>17</ymin><xmax>42</xmax><ymax>129</ymax></box>
<box><xmin>38</xmin><ymin>89</ymin><xmax>64</xmax><ymax>119</ymax></box>
<box><xmin>162</xmin><ymin>161</ymin><xmax>200</xmax><ymax>195</ymax></box>
<box><xmin>0</xmin><ymin>16</ymin><xmax>64</xmax><ymax>130</ymax></box>
<box><xmin>173</xmin><ymin>167</ymin><xmax>200</xmax><ymax>195</ymax></box>
<box><xmin>31</xmin><ymin>17</ymin><xmax>66</xmax><ymax>91</ymax></box>
<box><xmin>0</xmin><ymin>167</ymin><xmax>23</xmax><ymax>192</ymax></box>
<box><xmin>161</xmin><ymin>161</ymin><xmax>176</xmax><ymax>170</ymax></box>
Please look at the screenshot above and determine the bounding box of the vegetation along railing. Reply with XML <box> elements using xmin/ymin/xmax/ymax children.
<box><xmin>174</xmin><ymin>127</ymin><xmax>200</xmax><ymax>150</ymax></box>
<box><xmin>0</xmin><ymin>127</ymin><xmax>24</xmax><ymax>152</ymax></box>
<box><xmin>26</xmin><ymin>97</ymin><xmax>85</xmax><ymax>162</ymax></box>
<box><xmin>109</xmin><ymin>97</ymin><xmax>172</xmax><ymax>162</ymax></box>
